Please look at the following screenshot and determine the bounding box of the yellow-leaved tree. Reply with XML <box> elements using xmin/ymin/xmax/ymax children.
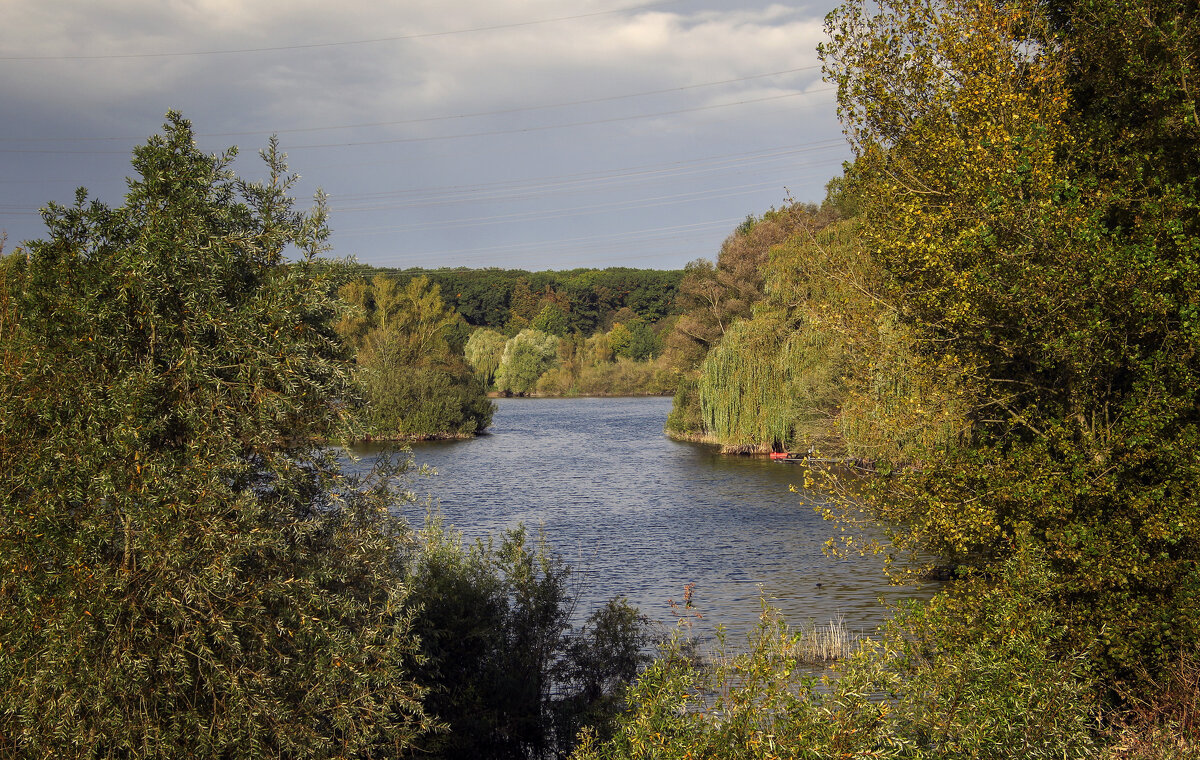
<box><xmin>821</xmin><ymin>0</ymin><xmax>1200</xmax><ymax>689</ymax></box>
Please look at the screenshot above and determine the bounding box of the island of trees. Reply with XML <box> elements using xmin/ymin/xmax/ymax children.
<box><xmin>2</xmin><ymin>0</ymin><xmax>1198</xmax><ymax>755</ymax></box>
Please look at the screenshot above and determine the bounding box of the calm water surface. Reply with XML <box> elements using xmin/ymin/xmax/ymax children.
<box><xmin>351</xmin><ymin>397</ymin><xmax>933</xmax><ymax>637</ymax></box>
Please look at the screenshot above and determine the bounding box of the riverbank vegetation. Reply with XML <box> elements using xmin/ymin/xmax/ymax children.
<box><xmin>0</xmin><ymin>116</ymin><xmax>657</xmax><ymax>759</ymax></box>
<box><xmin>3</xmin><ymin>0</ymin><xmax>1197</xmax><ymax>751</ymax></box>
<box><xmin>333</xmin><ymin>261</ymin><xmax>685</xmax><ymax>405</ymax></box>
<box><xmin>638</xmin><ymin>0</ymin><xmax>1200</xmax><ymax>755</ymax></box>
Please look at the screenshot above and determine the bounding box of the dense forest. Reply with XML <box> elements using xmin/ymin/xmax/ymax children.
<box><xmin>334</xmin><ymin>265</ymin><xmax>688</xmax><ymax>439</ymax></box>
<box><xmin>2</xmin><ymin>0</ymin><xmax>1198</xmax><ymax>756</ymax></box>
<box><xmin>361</xmin><ymin>266</ymin><xmax>684</xmax><ymax>335</ymax></box>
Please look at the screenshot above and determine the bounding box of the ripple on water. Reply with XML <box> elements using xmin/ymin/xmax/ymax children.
<box><xmin>348</xmin><ymin>396</ymin><xmax>935</xmax><ymax>639</ymax></box>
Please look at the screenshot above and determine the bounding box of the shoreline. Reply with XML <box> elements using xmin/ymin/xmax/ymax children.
<box><xmin>487</xmin><ymin>391</ymin><xmax>673</xmax><ymax>399</ymax></box>
<box><xmin>353</xmin><ymin>431</ymin><xmax>478</xmax><ymax>443</ymax></box>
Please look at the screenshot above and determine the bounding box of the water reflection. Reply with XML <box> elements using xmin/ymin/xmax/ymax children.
<box><xmin>348</xmin><ymin>396</ymin><xmax>935</xmax><ymax>639</ymax></box>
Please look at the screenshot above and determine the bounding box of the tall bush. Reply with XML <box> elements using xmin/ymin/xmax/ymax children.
<box><xmin>404</xmin><ymin>521</ymin><xmax>655</xmax><ymax>760</ymax></box>
<box><xmin>353</xmin><ymin>276</ymin><xmax>494</xmax><ymax>438</ymax></box>
<box><xmin>574</xmin><ymin>560</ymin><xmax>1102</xmax><ymax>760</ymax></box>
<box><xmin>0</xmin><ymin>114</ymin><xmax>429</xmax><ymax>758</ymax></box>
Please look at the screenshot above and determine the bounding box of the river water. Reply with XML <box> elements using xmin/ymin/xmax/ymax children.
<box><xmin>349</xmin><ymin>396</ymin><xmax>933</xmax><ymax>638</ymax></box>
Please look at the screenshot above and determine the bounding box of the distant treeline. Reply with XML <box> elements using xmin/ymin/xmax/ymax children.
<box><xmin>352</xmin><ymin>266</ymin><xmax>684</xmax><ymax>334</ymax></box>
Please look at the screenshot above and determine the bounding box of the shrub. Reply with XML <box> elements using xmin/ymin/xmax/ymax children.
<box><xmin>354</xmin><ymin>277</ymin><xmax>494</xmax><ymax>438</ymax></box>
<box><xmin>404</xmin><ymin>520</ymin><xmax>656</xmax><ymax>760</ymax></box>
<box><xmin>575</xmin><ymin>554</ymin><xmax>1103</xmax><ymax>760</ymax></box>
<box><xmin>361</xmin><ymin>354</ymin><xmax>493</xmax><ymax>438</ymax></box>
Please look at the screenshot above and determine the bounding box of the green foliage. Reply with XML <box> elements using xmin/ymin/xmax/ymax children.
<box><xmin>610</xmin><ymin>318</ymin><xmax>659</xmax><ymax>362</ymax></box>
<box><xmin>872</xmin><ymin>549</ymin><xmax>1103</xmax><ymax>758</ymax></box>
<box><xmin>361</xmin><ymin>354</ymin><xmax>493</xmax><ymax>438</ymax></box>
<box><xmin>464</xmin><ymin>327</ymin><xmax>508</xmax><ymax>387</ymax></box>
<box><xmin>351</xmin><ymin>276</ymin><xmax>494</xmax><ymax>438</ymax></box>
<box><xmin>532</xmin><ymin>303</ymin><xmax>570</xmax><ymax>336</ymax></box>
<box><xmin>495</xmin><ymin>328</ymin><xmax>560</xmax><ymax>396</ymax></box>
<box><xmin>607</xmin><ymin>322</ymin><xmax>633</xmax><ymax>358</ymax></box>
<box><xmin>698</xmin><ymin>317</ymin><xmax>798</xmax><ymax>452</ymax></box>
<box><xmin>574</xmin><ymin>564</ymin><xmax>1102</xmax><ymax>760</ymax></box>
<box><xmin>0</xmin><ymin>113</ymin><xmax>429</xmax><ymax>758</ymax></box>
<box><xmin>689</xmin><ymin>215</ymin><xmax>946</xmax><ymax>456</ymax></box>
<box><xmin>665</xmin><ymin>205</ymin><xmax>857</xmax><ymax>448</ymax></box>
<box><xmin>663</xmin><ymin>374</ymin><xmax>705</xmax><ymax>438</ymax></box>
<box><xmin>664</xmin><ymin>203</ymin><xmax>837</xmax><ymax>371</ymax></box>
<box><xmin>545</xmin><ymin>356</ymin><xmax>678</xmax><ymax>397</ymax></box>
<box><xmin>363</xmin><ymin>267</ymin><xmax>685</xmax><ymax>336</ymax></box>
<box><xmin>820</xmin><ymin>0</ymin><xmax>1200</xmax><ymax>688</ymax></box>
<box><xmin>404</xmin><ymin>521</ymin><xmax>656</xmax><ymax>760</ymax></box>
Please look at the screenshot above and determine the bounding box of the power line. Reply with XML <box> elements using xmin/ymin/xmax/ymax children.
<box><xmin>363</xmin><ymin>222</ymin><xmax>740</xmax><ymax>269</ymax></box>
<box><xmin>352</xmin><ymin>216</ymin><xmax>740</xmax><ymax>253</ymax></box>
<box><xmin>0</xmin><ymin>0</ymin><xmax>683</xmax><ymax>61</ymax></box>
<box><xmin>0</xmin><ymin>66</ymin><xmax>823</xmax><ymax>144</ymax></box>
<box><xmin>283</xmin><ymin>89</ymin><xmax>835</xmax><ymax>150</ymax></box>
<box><xmin>330</xmin><ymin>141</ymin><xmax>845</xmax><ymax>205</ymax></box>
<box><xmin>337</xmin><ymin>180</ymin><xmax>801</xmax><ymax>229</ymax></box>
<box><xmin>0</xmin><ymin>141</ymin><xmax>847</xmax><ymax>217</ymax></box>
<box><xmin>0</xmin><ymin>88</ymin><xmax>836</xmax><ymax>155</ymax></box>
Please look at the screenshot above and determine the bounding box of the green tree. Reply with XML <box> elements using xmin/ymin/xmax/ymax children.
<box><xmin>532</xmin><ymin>303</ymin><xmax>569</xmax><ymax>336</ymax></box>
<box><xmin>507</xmin><ymin>276</ymin><xmax>540</xmax><ymax>331</ymax></box>
<box><xmin>357</xmin><ymin>276</ymin><xmax>493</xmax><ymax>438</ymax></box>
<box><xmin>495</xmin><ymin>329</ymin><xmax>560</xmax><ymax>396</ymax></box>
<box><xmin>405</xmin><ymin>522</ymin><xmax>655</xmax><ymax>760</ymax></box>
<box><xmin>334</xmin><ymin>276</ymin><xmax>376</xmax><ymax>350</ymax></box>
<box><xmin>607</xmin><ymin>322</ymin><xmax>633</xmax><ymax>359</ymax></box>
<box><xmin>0</xmin><ymin>113</ymin><xmax>430</xmax><ymax>757</ymax></box>
<box><xmin>464</xmin><ymin>327</ymin><xmax>508</xmax><ymax>387</ymax></box>
<box><xmin>664</xmin><ymin>204</ymin><xmax>832</xmax><ymax>371</ymax></box>
<box><xmin>359</xmin><ymin>350</ymin><xmax>493</xmax><ymax>438</ymax></box>
<box><xmin>821</xmin><ymin>0</ymin><xmax>1200</xmax><ymax>687</ymax></box>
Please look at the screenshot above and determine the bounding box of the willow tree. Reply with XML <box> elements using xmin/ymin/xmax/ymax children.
<box><xmin>698</xmin><ymin>318</ymin><xmax>794</xmax><ymax>451</ymax></box>
<box><xmin>689</xmin><ymin>204</ymin><xmax>972</xmax><ymax>457</ymax></box>
<box><xmin>822</xmin><ymin>0</ymin><xmax>1200</xmax><ymax>685</ymax></box>
<box><xmin>494</xmin><ymin>329</ymin><xmax>560</xmax><ymax>396</ymax></box>
<box><xmin>465</xmin><ymin>327</ymin><xmax>508</xmax><ymax>387</ymax></box>
<box><xmin>0</xmin><ymin>114</ymin><xmax>430</xmax><ymax>758</ymax></box>
<box><xmin>764</xmin><ymin>217</ymin><xmax>972</xmax><ymax>463</ymax></box>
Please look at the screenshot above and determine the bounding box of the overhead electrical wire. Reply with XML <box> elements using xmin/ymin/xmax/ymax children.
<box><xmin>0</xmin><ymin>88</ymin><xmax>836</xmax><ymax>155</ymax></box>
<box><xmin>0</xmin><ymin>66</ymin><xmax>823</xmax><ymax>144</ymax></box>
<box><xmin>0</xmin><ymin>139</ymin><xmax>847</xmax><ymax>218</ymax></box>
<box><xmin>355</xmin><ymin>217</ymin><xmax>740</xmax><ymax>253</ymax></box>
<box><xmin>285</xmin><ymin>89</ymin><xmax>835</xmax><ymax>150</ymax></box>
<box><xmin>329</xmin><ymin>140</ymin><xmax>846</xmax><ymax>206</ymax></box>
<box><xmin>364</xmin><ymin>221</ymin><xmax>743</xmax><ymax>269</ymax></box>
<box><xmin>340</xmin><ymin>180</ymin><xmax>803</xmax><ymax>231</ymax></box>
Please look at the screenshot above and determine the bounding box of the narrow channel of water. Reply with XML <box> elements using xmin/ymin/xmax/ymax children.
<box><xmin>348</xmin><ymin>396</ymin><xmax>934</xmax><ymax>638</ymax></box>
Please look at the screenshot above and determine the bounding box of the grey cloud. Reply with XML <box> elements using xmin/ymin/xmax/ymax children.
<box><xmin>0</xmin><ymin>0</ymin><xmax>848</xmax><ymax>269</ymax></box>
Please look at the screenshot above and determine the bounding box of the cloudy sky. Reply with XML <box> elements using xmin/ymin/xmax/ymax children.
<box><xmin>1</xmin><ymin>0</ymin><xmax>849</xmax><ymax>270</ymax></box>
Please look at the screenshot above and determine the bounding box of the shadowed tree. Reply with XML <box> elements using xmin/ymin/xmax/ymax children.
<box><xmin>0</xmin><ymin>113</ymin><xmax>430</xmax><ymax>758</ymax></box>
